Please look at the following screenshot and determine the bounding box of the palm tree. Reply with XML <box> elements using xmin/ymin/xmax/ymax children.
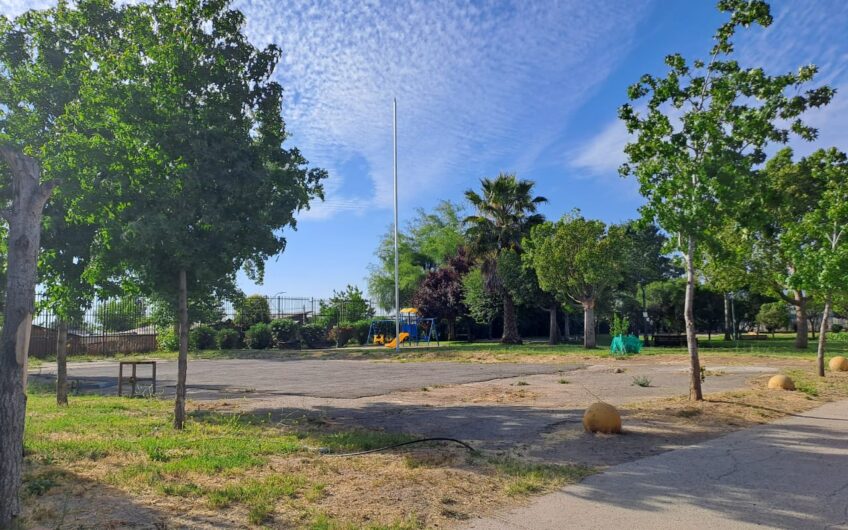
<box><xmin>464</xmin><ymin>173</ymin><xmax>547</xmax><ymax>343</ymax></box>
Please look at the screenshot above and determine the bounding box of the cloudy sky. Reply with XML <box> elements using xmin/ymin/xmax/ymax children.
<box><xmin>3</xmin><ymin>0</ymin><xmax>847</xmax><ymax>299</ymax></box>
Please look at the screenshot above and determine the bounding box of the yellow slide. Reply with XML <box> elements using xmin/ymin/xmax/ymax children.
<box><xmin>384</xmin><ymin>332</ymin><xmax>409</xmax><ymax>348</ymax></box>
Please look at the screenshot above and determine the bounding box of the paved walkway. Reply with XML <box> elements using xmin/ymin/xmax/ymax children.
<box><xmin>30</xmin><ymin>358</ymin><xmax>580</xmax><ymax>399</ymax></box>
<box><xmin>467</xmin><ymin>399</ymin><xmax>848</xmax><ymax>530</ymax></box>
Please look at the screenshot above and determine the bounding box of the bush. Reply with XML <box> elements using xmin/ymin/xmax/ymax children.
<box><xmin>831</xmin><ymin>323</ymin><xmax>844</xmax><ymax>333</ymax></box>
<box><xmin>190</xmin><ymin>325</ymin><xmax>216</xmax><ymax>350</ymax></box>
<box><xmin>351</xmin><ymin>320</ymin><xmax>372</xmax><ymax>345</ymax></box>
<box><xmin>329</xmin><ymin>325</ymin><xmax>355</xmax><ymax>347</ymax></box>
<box><xmin>300</xmin><ymin>323</ymin><xmax>328</xmax><ymax>348</ymax></box>
<box><xmin>216</xmin><ymin>328</ymin><xmax>241</xmax><ymax>349</ymax></box>
<box><xmin>832</xmin><ymin>332</ymin><xmax>848</xmax><ymax>343</ymax></box>
<box><xmin>235</xmin><ymin>295</ymin><xmax>271</xmax><ymax>329</ymax></box>
<box><xmin>245</xmin><ymin>323</ymin><xmax>273</xmax><ymax>349</ymax></box>
<box><xmin>270</xmin><ymin>318</ymin><xmax>299</xmax><ymax>347</ymax></box>
<box><xmin>158</xmin><ymin>327</ymin><xmax>179</xmax><ymax>352</ymax></box>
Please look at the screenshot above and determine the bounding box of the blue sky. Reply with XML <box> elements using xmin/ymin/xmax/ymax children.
<box><xmin>3</xmin><ymin>0</ymin><xmax>848</xmax><ymax>299</ymax></box>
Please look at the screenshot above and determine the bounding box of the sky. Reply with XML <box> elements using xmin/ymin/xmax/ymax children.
<box><xmin>3</xmin><ymin>0</ymin><xmax>848</xmax><ymax>300</ymax></box>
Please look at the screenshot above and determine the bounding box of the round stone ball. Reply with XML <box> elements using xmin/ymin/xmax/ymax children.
<box><xmin>767</xmin><ymin>374</ymin><xmax>795</xmax><ymax>391</ymax></box>
<box><xmin>583</xmin><ymin>402</ymin><xmax>622</xmax><ymax>434</ymax></box>
<box><xmin>828</xmin><ymin>356</ymin><xmax>848</xmax><ymax>372</ymax></box>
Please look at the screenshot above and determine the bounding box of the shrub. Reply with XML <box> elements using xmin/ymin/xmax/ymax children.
<box><xmin>329</xmin><ymin>325</ymin><xmax>355</xmax><ymax>347</ymax></box>
<box><xmin>351</xmin><ymin>320</ymin><xmax>372</xmax><ymax>345</ymax></box>
<box><xmin>158</xmin><ymin>327</ymin><xmax>179</xmax><ymax>351</ymax></box>
<box><xmin>756</xmin><ymin>302</ymin><xmax>790</xmax><ymax>335</ymax></box>
<box><xmin>831</xmin><ymin>323</ymin><xmax>844</xmax><ymax>334</ymax></box>
<box><xmin>632</xmin><ymin>375</ymin><xmax>652</xmax><ymax>387</ymax></box>
<box><xmin>216</xmin><ymin>328</ymin><xmax>241</xmax><ymax>349</ymax></box>
<box><xmin>300</xmin><ymin>323</ymin><xmax>327</xmax><ymax>348</ymax></box>
<box><xmin>610</xmin><ymin>313</ymin><xmax>630</xmax><ymax>337</ymax></box>
<box><xmin>190</xmin><ymin>325</ymin><xmax>216</xmax><ymax>350</ymax></box>
<box><xmin>832</xmin><ymin>332</ymin><xmax>848</xmax><ymax>343</ymax></box>
<box><xmin>235</xmin><ymin>295</ymin><xmax>271</xmax><ymax>329</ymax></box>
<box><xmin>245</xmin><ymin>323</ymin><xmax>273</xmax><ymax>349</ymax></box>
<box><xmin>270</xmin><ymin>318</ymin><xmax>299</xmax><ymax>347</ymax></box>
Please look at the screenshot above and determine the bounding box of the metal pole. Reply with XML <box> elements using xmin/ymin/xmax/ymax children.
<box><xmin>393</xmin><ymin>98</ymin><xmax>400</xmax><ymax>352</ymax></box>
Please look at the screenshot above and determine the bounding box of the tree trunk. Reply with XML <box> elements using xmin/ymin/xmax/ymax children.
<box><xmin>0</xmin><ymin>148</ymin><xmax>54</xmax><ymax>525</ymax></box>
<box><xmin>794</xmin><ymin>291</ymin><xmax>808</xmax><ymax>350</ymax></box>
<box><xmin>447</xmin><ymin>317</ymin><xmax>456</xmax><ymax>341</ymax></box>
<box><xmin>582</xmin><ymin>300</ymin><xmax>596</xmax><ymax>349</ymax></box>
<box><xmin>563</xmin><ymin>311</ymin><xmax>570</xmax><ymax>342</ymax></box>
<box><xmin>173</xmin><ymin>270</ymin><xmax>189</xmax><ymax>429</ymax></box>
<box><xmin>723</xmin><ymin>293</ymin><xmax>732</xmax><ymax>341</ymax></box>
<box><xmin>548</xmin><ymin>303</ymin><xmax>559</xmax><ymax>345</ymax></box>
<box><xmin>56</xmin><ymin>319</ymin><xmax>68</xmax><ymax>406</ymax></box>
<box><xmin>816</xmin><ymin>297</ymin><xmax>831</xmax><ymax>377</ymax></box>
<box><xmin>684</xmin><ymin>235</ymin><xmax>703</xmax><ymax>401</ymax></box>
<box><xmin>641</xmin><ymin>284</ymin><xmax>649</xmax><ymax>343</ymax></box>
<box><xmin>501</xmin><ymin>293</ymin><xmax>521</xmax><ymax>344</ymax></box>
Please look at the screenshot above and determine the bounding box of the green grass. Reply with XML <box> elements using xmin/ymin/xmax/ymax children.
<box><xmin>486</xmin><ymin>456</ymin><xmax>594</xmax><ymax>496</ymax></box>
<box><xmin>22</xmin><ymin>384</ymin><xmax>603</xmax><ymax>527</ymax></box>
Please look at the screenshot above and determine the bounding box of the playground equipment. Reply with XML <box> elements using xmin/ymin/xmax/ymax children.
<box><xmin>366</xmin><ymin>308</ymin><xmax>439</xmax><ymax>348</ymax></box>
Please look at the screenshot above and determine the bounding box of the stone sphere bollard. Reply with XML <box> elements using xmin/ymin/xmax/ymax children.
<box><xmin>767</xmin><ymin>374</ymin><xmax>795</xmax><ymax>391</ymax></box>
<box><xmin>828</xmin><ymin>356</ymin><xmax>848</xmax><ymax>372</ymax></box>
<box><xmin>583</xmin><ymin>402</ymin><xmax>622</xmax><ymax>434</ymax></box>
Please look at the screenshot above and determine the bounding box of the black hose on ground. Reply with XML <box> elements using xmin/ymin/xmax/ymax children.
<box><xmin>320</xmin><ymin>437</ymin><xmax>477</xmax><ymax>457</ymax></box>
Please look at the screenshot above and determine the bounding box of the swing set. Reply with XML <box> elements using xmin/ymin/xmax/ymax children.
<box><xmin>366</xmin><ymin>308</ymin><xmax>439</xmax><ymax>348</ymax></box>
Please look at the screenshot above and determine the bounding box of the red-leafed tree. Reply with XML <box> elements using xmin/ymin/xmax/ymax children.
<box><xmin>412</xmin><ymin>249</ymin><xmax>471</xmax><ymax>340</ymax></box>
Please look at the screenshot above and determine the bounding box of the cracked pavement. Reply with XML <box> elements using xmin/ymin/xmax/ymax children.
<box><xmin>466</xmin><ymin>398</ymin><xmax>848</xmax><ymax>529</ymax></box>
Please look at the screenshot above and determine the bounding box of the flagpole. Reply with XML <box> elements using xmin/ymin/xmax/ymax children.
<box><xmin>393</xmin><ymin>98</ymin><xmax>400</xmax><ymax>352</ymax></box>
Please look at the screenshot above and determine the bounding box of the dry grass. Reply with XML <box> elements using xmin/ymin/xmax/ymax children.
<box><xmin>21</xmin><ymin>390</ymin><xmax>592</xmax><ymax>529</ymax></box>
<box><xmin>626</xmin><ymin>369</ymin><xmax>848</xmax><ymax>433</ymax></box>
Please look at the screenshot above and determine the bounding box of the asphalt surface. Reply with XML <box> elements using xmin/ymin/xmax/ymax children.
<box><xmin>466</xmin><ymin>398</ymin><xmax>848</xmax><ymax>530</ymax></box>
<box><xmin>31</xmin><ymin>358</ymin><xmax>581</xmax><ymax>399</ymax></box>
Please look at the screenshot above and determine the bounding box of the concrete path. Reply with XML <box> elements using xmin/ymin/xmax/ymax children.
<box><xmin>467</xmin><ymin>399</ymin><xmax>848</xmax><ymax>530</ymax></box>
<box><xmin>30</xmin><ymin>359</ymin><xmax>580</xmax><ymax>399</ymax></box>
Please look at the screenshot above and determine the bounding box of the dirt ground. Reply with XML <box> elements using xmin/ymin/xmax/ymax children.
<box><xmin>226</xmin><ymin>354</ymin><xmax>808</xmax><ymax>461</ymax></box>
<box><xmin>23</xmin><ymin>353</ymin><xmax>846</xmax><ymax>529</ymax></box>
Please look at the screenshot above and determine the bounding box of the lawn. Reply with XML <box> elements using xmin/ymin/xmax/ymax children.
<box><xmin>22</xmin><ymin>384</ymin><xmax>593</xmax><ymax>529</ymax></box>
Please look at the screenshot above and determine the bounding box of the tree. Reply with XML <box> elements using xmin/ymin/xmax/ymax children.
<box><xmin>461</xmin><ymin>267</ymin><xmax>501</xmax><ymax>337</ymax></box>
<box><xmin>412</xmin><ymin>249</ymin><xmax>471</xmax><ymax>340</ymax></box>
<box><xmin>619</xmin><ymin>221</ymin><xmax>677</xmax><ymax>340</ymax></box>
<box><xmin>409</xmin><ymin>201</ymin><xmax>466</xmax><ymax>268</ymax></box>
<box><xmin>757</xmin><ymin>302</ymin><xmax>790</xmax><ymax>336</ymax></box>
<box><xmin>368</xmin><ymin>201</ymin><xmax>465</xmax><ymax>312</ymax></box>
<box><xmin>95</xmin><ymin>297</ymin><xmax>145</xmax><ymax>332</ymax></box>
<box><xmin>235</xmin><ymin>295</ymin><xmax>272</xmax><ymax>330</ymax></box>
<box><xmin>318</xmin><ymin>285</ymin><xmax>374</xmax><ymax>325</ymax></box>
<box><xmin>78</xmin><ymin>0</ymin><xmax>325</xmax><ymax>429</ymax></box>
<box><xmin>464</xmin><ymin>173</ymin><xmax>546</xmax><ymax>344</ymax></box>
<box><xmin>0</xmin><ymin>1</ymin><xmax>123</xmax><ymax>521</ymax></box>
<box><xmin>619</xmin><ymin>0</ymin><xmax>833</xmax><ymax>400</ymax></box>
<box><xmin>524</xmin><ymin>214</ymin><xmax>625</xmax><ymax>348</ymax></box>
<box><xmin>784</xmin><ymin>148</ymin><xmax>848</xmax><ymax>376</ymax></box>
<box><xmin>497</xmin><ymin>249</ymin><xmax>561</xmax><ymax>344</ymax></box>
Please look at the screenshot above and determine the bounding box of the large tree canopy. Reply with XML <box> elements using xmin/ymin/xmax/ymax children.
<box><xmin>523</xmin><ymin>213</ymin><xmax>625</xmax><ymax>348</ymax></box>
<box><xmin>619</xmin><ymin>0</ymin><xmax>832</xmax><ymax>399</ymax></box>
<box><xmin>62</xmin><ymin>0</ymin><xmax>326</xmax><ymax>428</ymax></box>
<box><xmin>0</xmin><ymin>1</ymin><xmax>125</xmax><ymax>521</ymax></box>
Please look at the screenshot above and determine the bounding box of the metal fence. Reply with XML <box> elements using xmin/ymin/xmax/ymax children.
<box><xmin>28</xmin><ymin>294</ymin><xmax>386</xmax><ymax>358</ymax></box>
<box><xmin>30</xmin><ymin>295</ymin><xmax>156</xmax><ymax>358</ymax></box>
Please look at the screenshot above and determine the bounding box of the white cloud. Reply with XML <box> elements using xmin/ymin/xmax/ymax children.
<box><xmin>2</xmin><ymin>0</ymin><xmax>652</xmax><ymax>220</ymax></box>
<box><xmin>569</xmin><ymin>119</ymin><xmax>629</xmax><ymax>176</ymax></box>
<box><xmin>235</xmin><ymin>0</ymin><xmax>651</xmax><ymax>217</ymax></box>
